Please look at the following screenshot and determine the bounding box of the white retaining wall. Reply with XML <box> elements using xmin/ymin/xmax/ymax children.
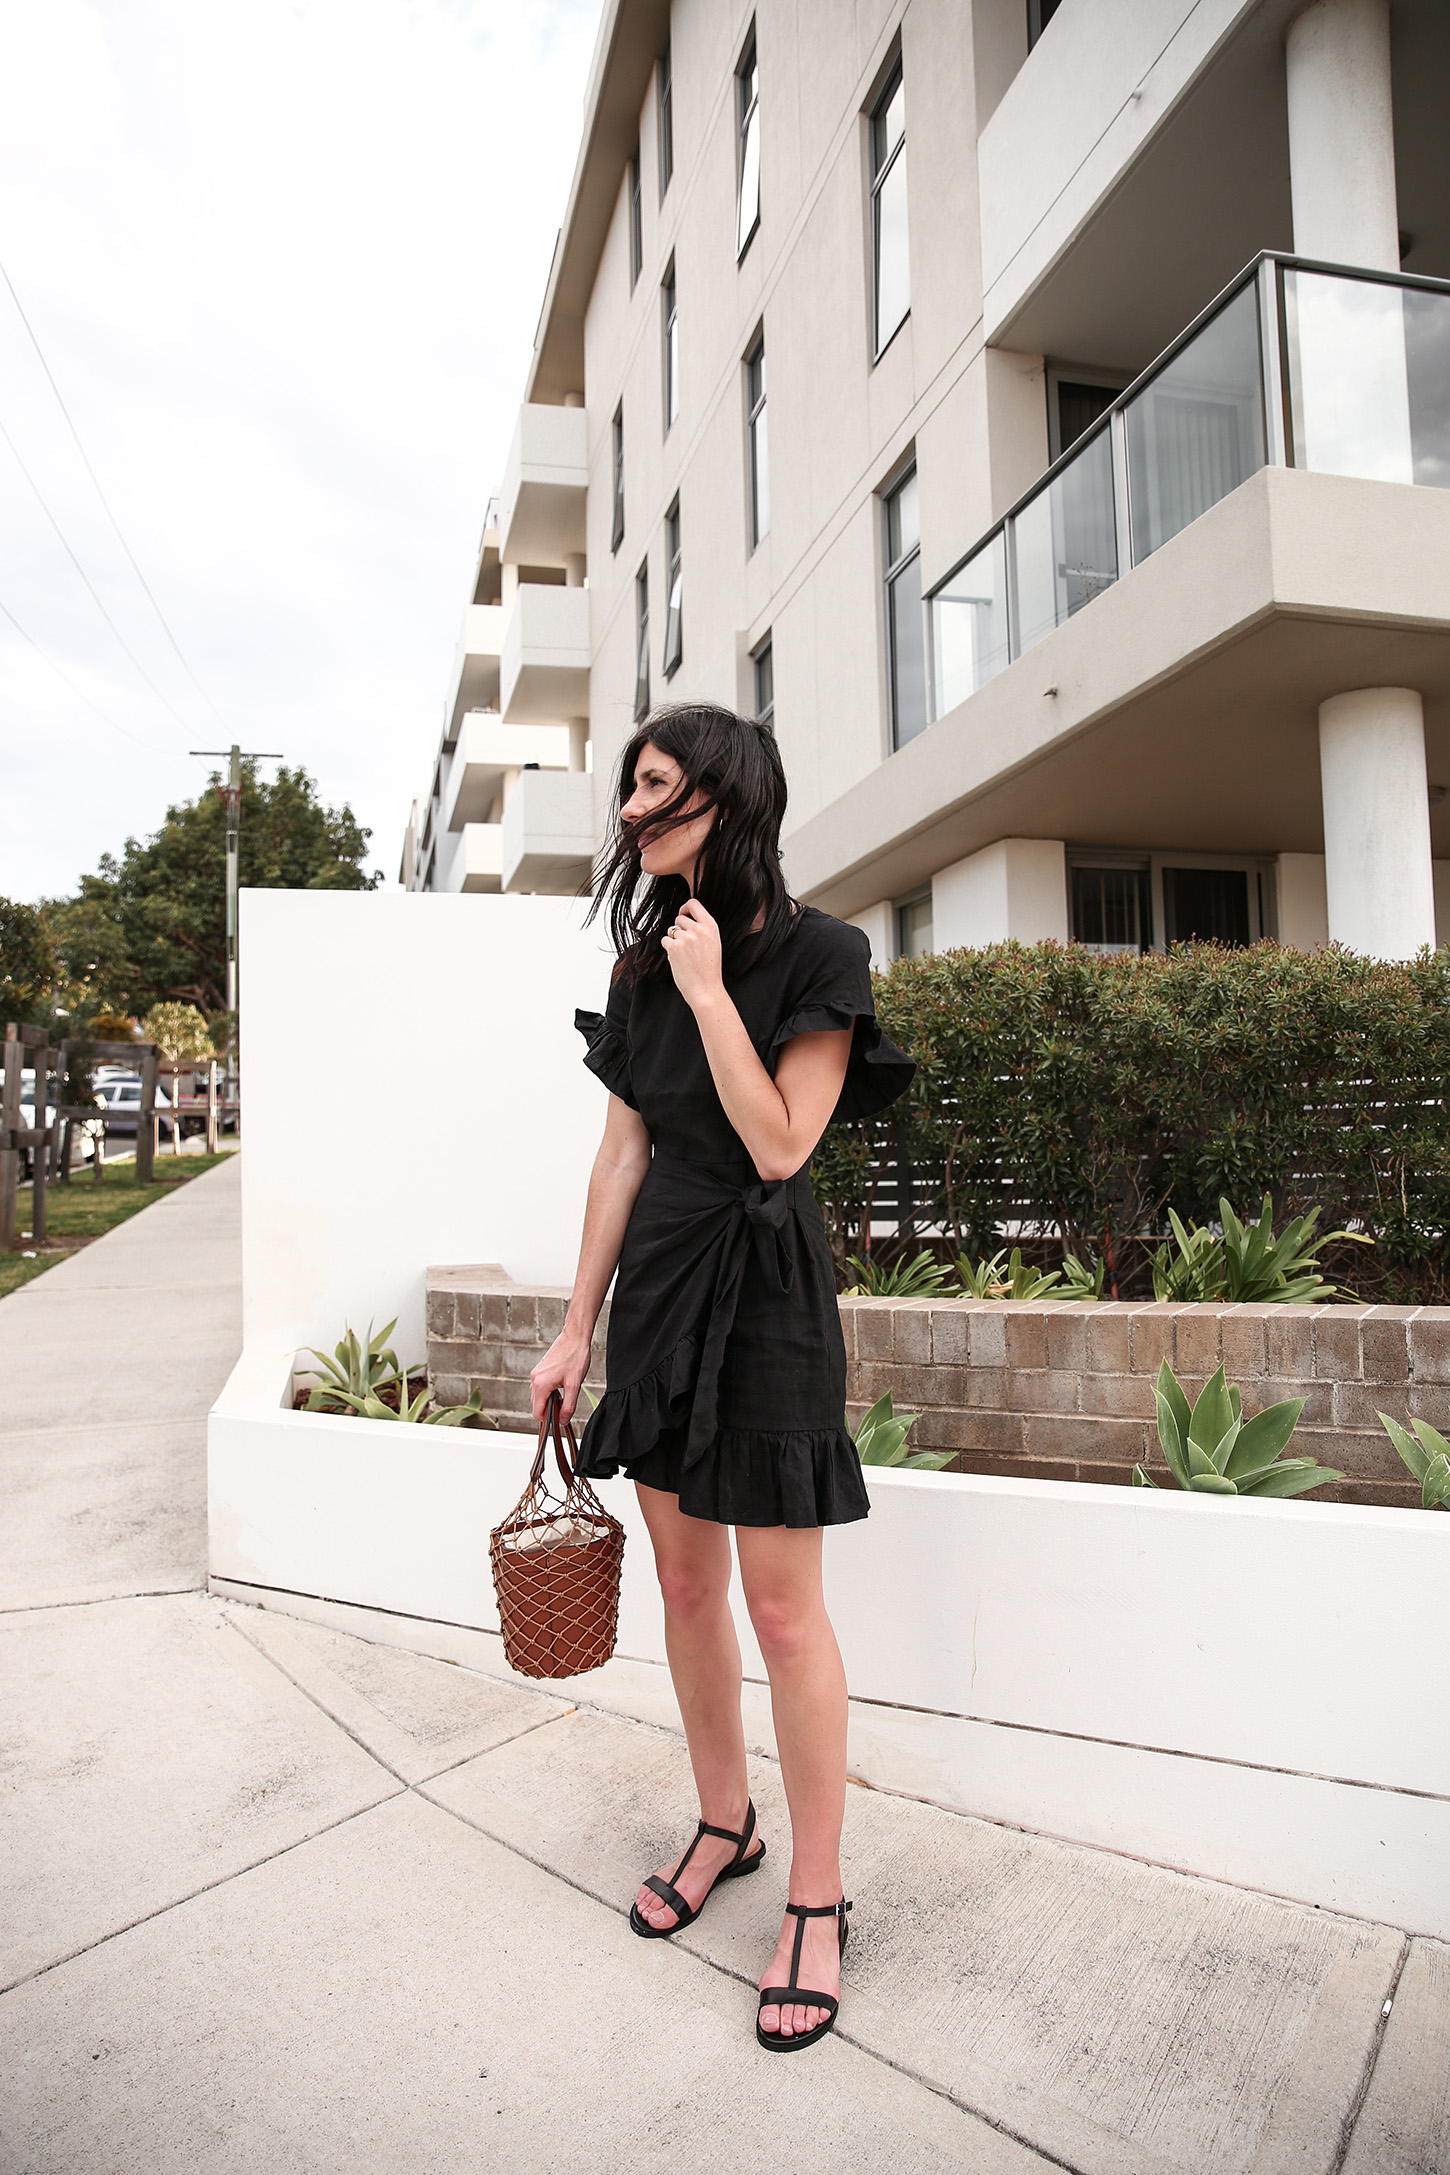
<box><xmin>210</xmin><ymin>1350</ymin><xmax>1450</xmax><ymax>1940</ymax></box>
<box><xmin>237</xmin><ymin>888</ymin><xmax>610</xmax><ymax>1363</ymax></box>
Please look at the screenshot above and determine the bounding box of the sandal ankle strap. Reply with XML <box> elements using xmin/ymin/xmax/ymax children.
<box><xmin>785</xmin><ymin>1898</ymin><xmax>851</xmax><ymax>1919</ymax></box>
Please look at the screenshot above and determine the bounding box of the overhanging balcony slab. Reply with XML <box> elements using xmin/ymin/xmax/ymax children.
<box><xmin>444</xmin><ymin>823</ymin><xmax>504</xmax><ymax>895</ymax></box>
<box><xmin>500</xmin><ymin>584</ymin><xmax>591</xmax><ymax>724</ymax></box>
<box><xmin>781</xmin><ymin>468</ymin><xmax>1450</xmax><ymax>919</ymax></box>
<box><xmin>442</xmin><ymin>717</ymin><xmax>573</xmax><ymax>832</ymax></box>
<box><xmin>497</xmin><ymin>404</ymin><xmax>588</xmax><ymax>566</ymax></box>
<box><xmin>501</xmin><ymin>770</ymin><xmax>595</xmax><ymax>895</ymax></box>
<box><xmin>444</xmin><ymin>605</ymin><xmax>506</xmax><ymax>744</ymax></box>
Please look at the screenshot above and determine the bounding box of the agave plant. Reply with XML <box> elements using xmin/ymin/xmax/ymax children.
<box><xmin>842</xmin><ymin>1249</ymin><xmax>956</xmax><ymax>1298</ymax></box>
<box><xmin>1059</xmin><ymin>1253</ymin><xmax>1106</xmax><ymax>1301</ymax></box>
<box><xmin>355</xmin><ymin>1381</ymin><xmax>487</xmax><ymax>1427</ymax></box>
<box><xmin>305</xmin><ymin>1319</ymin><xmax>403</xmax><ymax>1413</ymax></box>
<box><xmin>1152</xmin><ymin>1195</ymin><xmax>1370</xmax><ymax>1305</ymax></box>
<box><xmin>853</xmin><ymin>1392</ymin><xmax>953</xmax><ymax>1470</ymax></box>
<box><xmin>953</xmin><ymin>1246</ymin><xmax>1103</xmax><ymax>1301</ymax></box>
<box><xmin>1132</xmin><ymin>1360</ymin><xmax>1343</xmax><ymax>1499</ymax></box>
<box><xmin>1378</xmin><ymin>1413</ymin><xmax>1450</xmax><ymax>1510</ymax></box>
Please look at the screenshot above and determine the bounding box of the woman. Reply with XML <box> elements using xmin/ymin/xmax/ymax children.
<box><xmin>530</xmin><ymin>703</ymin><xmax>913</xmax><ymax>2052</ymax></box>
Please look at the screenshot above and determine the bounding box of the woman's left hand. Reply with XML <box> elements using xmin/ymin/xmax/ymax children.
<box><xmin>662</xmin><ymin>897</ymin><xmax>724</xmax><ymax>1010</ymax></box>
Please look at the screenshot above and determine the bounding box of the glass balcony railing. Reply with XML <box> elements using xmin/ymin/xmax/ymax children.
<box><xmin>926</xmin><ymin>253</ymin><xmax>1450</xmax><ymax>723</ymax></box>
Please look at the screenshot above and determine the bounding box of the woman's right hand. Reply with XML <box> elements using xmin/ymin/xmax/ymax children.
<box><xmin>530</xmin><ymin>1328</ymin><xmax>594</xmax><ymax>1428</ymax></box>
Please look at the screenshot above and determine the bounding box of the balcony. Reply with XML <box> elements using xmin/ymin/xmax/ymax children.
<box><xmin>927</xmin><ymin>254</ymin><xmax>1450</xmax><ymax>720</ymax></box>
<box><xmin>441</xmin><ymin>716</ymin><xmax>573</xmax><ymax>833</ymax></box>
<box><xmin>497</xmin><ymin>404</ymin><xmax>588</xmax><ymax>567</ymax></box>
<box><xmin>500</xmin><ymin>583</ymin><xmax>591</xmax><ymax>724</ymax></box>
<box><xmin>443</xmin><ymin>605</ymin><xmax>506</xmax><ymax>746</ymax></box>
<box><xmin>782</xmin><ymin>254</ymin><xmax>1450</xmax><ymax>918</ymax></box>
<box><xmin>501</xmin><ymin>769</ymin><xmax>594</xmax><ymax>894</ymax></box>
<box><xmin>442</xmin><ymin>822</ymin><xmax>504</xmax><ymax>895</ymax></box>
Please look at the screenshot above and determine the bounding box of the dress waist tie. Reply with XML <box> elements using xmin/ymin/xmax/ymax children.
<box><xmin>650</xmin><ymin>1153</ymin><xmax>806</xmax><ymax>1472</ymax></box>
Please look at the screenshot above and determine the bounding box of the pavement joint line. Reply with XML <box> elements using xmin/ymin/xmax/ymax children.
<box><xmin>0</xmin><ymin>1585</ymin><xmax>204</xmax><ymax>1617</ymax></box>
<box><xmin>221</xmin><ymin>1603</ymin><xmax>580</xmax><ymax>1788</ymax></box>
<box><xmin>0</xmin><ymin>1793</ymin><xmax>405</xmax><ymax>2002</ymax></box>
<box><xmin>0</xmin><ymin>1417</ymin><xmax>204</xmax><ymax>1444</ymax></box>
<box><xmin>413</xmin><ymin>1781</ymin><xmax>1085</xmax><ymax>2175</ymax></box>
<box><xmin>1327</xmin><ymin>1932</ymin><xmax>1412</xmax><ymax>2175</ymax></box>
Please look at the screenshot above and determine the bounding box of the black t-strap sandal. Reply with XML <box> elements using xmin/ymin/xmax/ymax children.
<box><xmin>756</xmin><ymin>1899</ymin><xmax>851</xmax><ymax>2051</ymax></box>
<box><xmin>629</xmin><ymin>1799</ymin><xmax>765</xmax><ymax>1938</ymax></box>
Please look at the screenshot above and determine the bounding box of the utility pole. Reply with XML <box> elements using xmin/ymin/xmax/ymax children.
<box><xmin>191</xmin><ymin>744</ymin><xmax>283</xmax><ymax>1102</ymax></box>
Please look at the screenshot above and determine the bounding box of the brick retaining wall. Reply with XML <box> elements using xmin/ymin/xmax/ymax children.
<box><xmin>426</xmin><ymin>1266</ymin><xmax>1450</xmax><ymax>1510</ymax></box>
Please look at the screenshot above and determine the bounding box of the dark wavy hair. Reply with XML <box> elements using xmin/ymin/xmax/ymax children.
<box><xmin>587</xmin><ymin>703</ymin><xmax>793</xmax><ymax>980</ymax></box>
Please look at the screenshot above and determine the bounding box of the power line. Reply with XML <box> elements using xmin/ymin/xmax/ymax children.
<box><xmin>0</xmin><ymin>408</ymin><xmax>199</xmax><ymax>741</ymax></box>
<box><xmin>0</xmin><ymin>590</ymin><xmax>170</xmax><ymax>755</ymax></box>
<box><xmin>0</xmin><ymin>252</ymin><xmax>226</xmax><ymax>726</ymax></box>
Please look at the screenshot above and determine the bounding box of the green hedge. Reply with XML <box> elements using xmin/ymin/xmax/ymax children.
<box><xmin>813</xmin><ymin>943</ymin><xmax>1450</xmax><ymax>1301</ymax></box>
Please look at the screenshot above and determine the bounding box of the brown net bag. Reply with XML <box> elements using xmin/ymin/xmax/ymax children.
<box><xmin>489</xmin><ymin>1392</ymin><xmax>625</xmax><ymax>1679</ymax></box>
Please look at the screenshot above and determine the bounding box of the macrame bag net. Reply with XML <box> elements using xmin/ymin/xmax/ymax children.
<box><xmin>489</xmin><ymin>1392</ymin><xmax>625</xmax><ymax>1679</ymax></box>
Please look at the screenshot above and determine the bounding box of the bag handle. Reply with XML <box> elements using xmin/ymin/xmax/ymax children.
<box><xmin>532</xmin><ymin>1389</ymin><xmax>580</xmax><ymax>1493</ymax></box>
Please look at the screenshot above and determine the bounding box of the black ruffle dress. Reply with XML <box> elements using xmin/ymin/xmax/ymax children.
<box><xmin>573</xmin><ymin>905</ymin><xmax>914</xmax><ymax>1528</ymax></box>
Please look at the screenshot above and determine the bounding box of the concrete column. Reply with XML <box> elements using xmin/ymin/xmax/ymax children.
<box><xmin>563</xmin><ymin>390</ymin><xmax>585</xmax><ymax>408</ymax></box>
<box><xmin>845</xmin><ymin>902</ymin><xmax>894</xmax><ymax>972</ymax></box>
<box><xmin>932</xmin><ymin>840</ymin><xmax>1068</xmax><ymax>951</ymax></box>
<box><xmin>567</xmin><ymin>719</ymin><xmax>589</xmax><ymax>772</ymax></box>
<box><xmin>564</xmin><ymin>554</ymin><xmax>586</xmax><ymax>588</ymax></box>
<box><xmin>1286</xmin><ymin>0</ymin><xmax>1399</xmax><ymax>271</ymax></box>
<box><xmin>500</xmin><ymin>564</ymin><xmax>519</xmax><ymax>606</ymax></box>
<box><xmin>1276</xmin><ymin>854</ymin><xmax>1330</xmax><ymax>949</ymax></box>
<box><xmin>1319</xmin><ymin>688</ymin><xmax>1435</xmax><ymax>958</ymax></box>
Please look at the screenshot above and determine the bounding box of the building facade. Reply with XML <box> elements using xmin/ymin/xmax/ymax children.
<box><xmin>405</xmin><ymin>0</ymin><xmax>1450</xmax><ymax>967</ymax></box>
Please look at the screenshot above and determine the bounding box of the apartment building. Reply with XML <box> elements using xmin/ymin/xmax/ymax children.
<box><xmin>404</xmin><ymin>0</ymin><xmax>1450</xmax><ymax>967</ymax></box>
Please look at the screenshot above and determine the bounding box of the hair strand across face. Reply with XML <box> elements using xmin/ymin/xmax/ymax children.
<box><xmin>586</xmin><ymin>702</ymin><xmax>793</xmax><ymax>980</ymax></box>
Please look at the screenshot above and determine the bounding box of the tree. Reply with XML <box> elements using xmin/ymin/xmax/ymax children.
<box><xmin>0</xmin><ymin>897</ymin><xmax>57</xmax><ymax>1019</ymax></box>
<box><xmin>140</xmin><ymin>1002</ymin><xmax>216</xmax><ymax>1064</ymax></box>
<box><xmin>48</xmin><ymin>762</ymin><xmax>380</xmax><ymax>1015</ymax></box>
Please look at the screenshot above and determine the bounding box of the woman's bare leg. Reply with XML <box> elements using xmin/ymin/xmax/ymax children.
<box><xmin>736</xmin><ymin>1524</ymin><xmax>848</xmax><ymax>2041</ymax></box>
<box><xmin>632</xmin><ymin>1482</ymin><xmax>758</xmax><ymax>1929</ymax></box>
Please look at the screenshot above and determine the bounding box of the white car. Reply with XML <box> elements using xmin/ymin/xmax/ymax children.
<box><xmin>91</xmin><ymin>1075</ymin><xmax>176</xmax><ymax>1141</ymax></box>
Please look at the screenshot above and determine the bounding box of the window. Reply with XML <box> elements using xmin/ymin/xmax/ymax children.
<box><xmin>629</xmin><ymin>141</ymin><xmax>643</xmax><ymax>289</ymax></box>
<box><xmin>737</xmin><ymin>29</ymin><xmax>760</xmax><ymax>258</ymax></box>
<box><xmin>746</xmin><ymin>333</ymin><xmax>769</xmax><ymax>546</ymax></box>
<box><xmin>610</xmin><ymin>406</ymin><xmax>625</xmax><ymax>553</ymax></box>
<box><xmin>1071</xmin><ymin>864</ymin><xmax>1152</xmax><ymax>953</ymax></box>
<box><xmin>1162</xmin><ymin>866</ymin><xmax>1251</xmax><ymax>947</ymax></box>
<box><xmin>1027</xmin><ymin>0</ymin><xmax>1065</xmax><ymax>52</ymax></box>
<box><xmin>658</xmin><ymin>39</ymin><xmax>674</xmax><ymax>197</ymax></box>
<box><xmin>634</xmin><ymin>563</ymin><xmax>650</xmax><ymax>719</ymax></box>
<box><xmin>753</xmin><ymin>635</ymin><xmax>773</xmax><ymax>726</ymax></box>
<box><xmin>896</xmin><ymin>888</ymin><xmax>933</xmax><ymax>959</ymax></box>
<box><xmin>870</xmin><ymin>58</ymin><xmax>909</xmax><ymax>357</ymax></box>
<box><xmin>1051</xmin><ymin>376</ymin><xmax>1124</xmax><ymax>461</ymax></box>
<box><xmin>663</xmin><ymin>259</ymin><xmax>679</xmax><ymax>431</ymax></box>
<box><xmin>662</xmin><ymin>501</ymin><xmax>683</xmax><ymax>676</ymax></box>
<box><xmin>884</xmin><ymin>465</ymin><xmax>925</xmax><ymax>748</ymax></box>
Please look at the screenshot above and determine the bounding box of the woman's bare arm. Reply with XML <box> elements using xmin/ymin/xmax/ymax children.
<box><xmin>530</xmin><ymin>1094</ymin><xmax>652</xmax><ymax>1424</ymax></box>
<box><xmin>662</xmin><ymin>899</ymin><xmax>851</xmax><ymax>1183</ymax></box>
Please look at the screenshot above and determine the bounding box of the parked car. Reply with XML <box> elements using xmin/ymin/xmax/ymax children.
<box><xmin>92</xmin><ymin>1075</ymin><xmax>177</xmax><ymax>1142</ymax></box>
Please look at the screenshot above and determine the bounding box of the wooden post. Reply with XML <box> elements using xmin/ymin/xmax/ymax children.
<box><xmin>0</xmin><ymin>1026</ymin><xmax>19</xmax><ymax>1250</ymax></box>
<box><xmin>137</xmin><ymin>1044</ymin><xmax>158</xmax><ymax>1185</ymax></box>
<box><xmin>170</xmin><ymin>1063</ymin><xmax>182</xmax><ymax>1154</ymax></box>
<box><xmin>31</xmin><ymin>1043</ymin><xmax>49</xmax><ymax>1246</ymax></box>
<box><xmin>50</xmin><ymin>1043</ymin><xmax>66</xmax><ymax>1178</ymax></box>
<box><xmin>206</xmin><ymin>1060</ymin><xmax>218</xmax><ymax>1154</ymax></box>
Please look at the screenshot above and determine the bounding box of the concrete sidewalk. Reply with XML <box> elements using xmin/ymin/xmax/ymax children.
<box><xmin>2</xmin><ymin>1157</ymin><xmax>1446</xmax><ymax>2175</ymax></box>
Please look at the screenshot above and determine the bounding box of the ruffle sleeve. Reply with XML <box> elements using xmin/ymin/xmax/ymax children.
<box><xmin>769</xmin><ymin>922</ymin><xmax>915</xmax><ymax>1123</ymax></box>
<box><xmin>574</xmin><ymin>967</ymin><xmax>637</xmax><ymax>1108</ymax></box>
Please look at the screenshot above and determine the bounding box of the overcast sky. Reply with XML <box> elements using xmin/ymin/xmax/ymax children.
<box><xmin>0</xmin><ymin>0</ymin><xmax>601</xmax><ymax>902</ymax></box>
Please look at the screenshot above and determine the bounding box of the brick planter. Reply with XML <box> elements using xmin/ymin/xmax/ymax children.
<box><xmin>426</xmin><ymin>1266</ymin><xmax>1450</xmax><ymax>1510</ymax></box>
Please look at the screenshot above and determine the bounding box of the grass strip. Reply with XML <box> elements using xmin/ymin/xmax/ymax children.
<box><xmin>0</xmin><ymin>1151</ymin><xmax>237</xmax><ymax>1301</ymax></box>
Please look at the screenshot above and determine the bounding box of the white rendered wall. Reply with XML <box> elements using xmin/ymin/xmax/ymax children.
<box><xmin>238</xmin><ymin>889</ymin><xmax>612</xmax><ymax>1364</ymax></box>
<box><xmin>1277</xmin><ymin>853</ymin><xmax>1330</xmax><ymax>949</ymax></box>
<box><xmin>1286</xmin><ymin>0</ymin><xmax>1399</xmax><ymax>271</ymax></box>
<box><xmin>1318</xmin><ymin>689</ymin><xmax>1436</xmax><ymax>959</ymax></box>
<box><xmin>845</xmin><ymin>902</ymin><xmax>894</xmax><ymax>973</ymax></box>
<box><xmin>932</xmin><ymin>839</ymin><xmax>1068</xmax><ymax>950</ymax></box>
